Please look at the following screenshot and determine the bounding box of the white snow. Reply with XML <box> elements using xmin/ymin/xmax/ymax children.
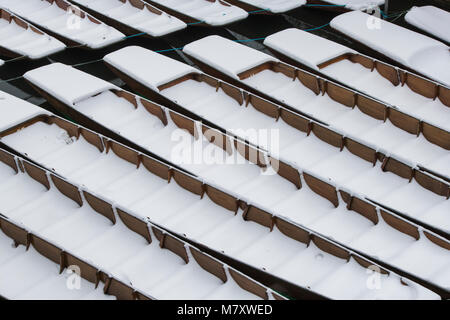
<box><xmin>264</xmin><ymin>28</ymin><xmax>450</xmax><ymax>132</ymax></box>
<box><xmin>330</xmin><ymin>10</ymin><xmax>450</xmax><ymax>86</ymax></box>
<box><xmin>316</xmin><ymin>0</ymin><xmax>384</xmax><ymax>10</ymax></box>
<box><xmin>405</xmin><ymin>6</ymin><xmax>450</xmax><ymax>44</ymax></box>
<box><xmin>184</xmin><ymin>35</ymin><xmax>277</xmax><ymax>79</ymax></box>
<box><xmin>0</xmin><ymin>154</ymin><xmax>263</xmax><ymax>300</ymax></box>
<box><xmin>104</xmin><ymin>46</ymin><xmax>198</xmax><ymax>92</ymax></box>
<box><xmin>0</xmin><ymin>58</ymin><xmax>3</xmax><ymax>66</ymax></box>
<box><xmin>70</xmin><ymin>0</ymin><xmax>186</xmax><ymax>37</ymax></box>
<box><xmin>0</xmin><ymin>12</ymin><xmax>66</xmax><ymax>59</ymax></box>
<box><xmin>148</xmin><ymin>0</ymin><xmax>248</xmax><ymax>26</ymax></box>
<box><xmin>0</xmin><ymin>0</ymin><xmax>124</xmax><ymax>49</ymax></box>
<box><xmin>0</xmin><ymin>90</ymin><xmax>50</xmax><ymax>132</ymax></box>
<box><xmin>8</xmin><ymin>61</ymin><xmax>450</xmax><ymax>295</ymax></box>
<box><xmin>183</xmin><ymin>36</ymin><xmax>450</xmax><ymax>177</ymax></box>
<box><xmin>237</xmin><ymin>0</ymin><xmax>305</xmax><ymax>13</ymax></box>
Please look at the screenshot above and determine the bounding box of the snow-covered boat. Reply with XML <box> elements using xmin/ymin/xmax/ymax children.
<box><xmin>405</xmin><ymin>6</ymin><xmax>450</xmax><ymax>44</ymax></box>
<box><xmin>0</xmin><ymin>0</ymin><xmax>124</xmax><ymax>49</ymax></box>
<box><xmin>0</xmin><ymin>8</ymin><xmax>65</xmax><ymax>60</ymax></box>
<box><xmin>1</xmin><ymin>89</ymin><xmax>445</xmax><ymax>299</ymax></box>
<box><xmin>330</xmin><ymin>10</ymin><xmax>450</xmax><ymax>87</ymax></box>
<box><xmin>0</xmin><ymin>111</ymin><xmax>283</xmax><ymax>301</ymax></box>
<box><xmin>142</xmin><ymin>0</ymin><xmax>248</xmax><ymax>26</ymax></box>
<box><xmin>305</xmin><ymin>0</ymin><xmax>384</xmax><ymax>12</ymax></box>
<box><xmin>21</xmin><ymin>62</ymin><xmax>450</xmax><ymax>298</ymax></box>
<box><xmin>67</xmin><ymin>0</ymin><xmax>186</xmax><ymax>37</ymax></box>
<box><xmin>263</xmin><ymin>28</ymin><xmax>450</xmax><ymax>136</ymax></box>
<box><xmin>225</xmin><ymin>0</ymin><xmax>305</xmax><ymax>14</ymax></box>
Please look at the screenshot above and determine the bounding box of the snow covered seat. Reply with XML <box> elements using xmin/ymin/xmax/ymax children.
<box><xmin>144</xmin><ymin>0</ymin><xmax>248</xmax><ymax>26</ymax></box>
<box><xmin>330</xmin><ymin>10</ymin><xmax>450</xmax><ymax>87</ymax></box>
<box><xmin>405</xmin><ymin>6</ymin><xmax>450</xmax><ymax>44</ymax></box>
<box><xmin>264</xmin><ymin>28</ymin><xmax>450</xmax><ymax>132</ymax></box>
<box><xmin>0</xmin><ymin>0</ymin><xmax>124</xmax><ymax>49</ymax></box>
<box><xmin>226</xmin><ymin>0</ymin><xmax>305</xmax><ymax>13</ymax></box>
<box><xmin>305</xmin><ymin>0</ymin><xmax>384</xmax><ymax>11</ymax></box>
<box><xmin>69</xmin><ymin>0</ymin><xmax>186</xmax><ymax>37</ymax></box>
<box><xmin>0</xmin><ymin>8</ymin><xmax>65</xmax><ymax>59</ymax></box>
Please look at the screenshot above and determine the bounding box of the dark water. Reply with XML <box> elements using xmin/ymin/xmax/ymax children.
<box><xmin>0</xmin><ymin>0</ymin><xmax>449</xmax><ymax>117</ymax></box>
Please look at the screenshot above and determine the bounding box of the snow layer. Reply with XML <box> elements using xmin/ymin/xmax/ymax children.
<box><xmin>0</xmin><ymin>58</ymin><xmax>3</xmax><ymax>66</ymax></box>
<box><xmin>264</xmin><ymin>28</ymin><xmax>355</xmax><ymax>70</ymax></box>
<box><xmin>0</xmin><ymin>0</ymin><xmax>124</xmax><ymax>49</ymax></box>
<box><xmin>9</xmin><ymin>62</ymin><xmax>450</xmax><ymax>295</ymax></box>
<box><xmin>0</xmin><ymin>12</ymin><xmax>66</xmax><ymax>59</ymax></box>
<box><xmin>0</xmin><ymin>157</ymin><xmax>261</xmax><ymax>300</ymax></box>
<box><xmin>183</xmin><ymin>36</ymin><xmax>450</xmax><ymax>177</ymax></box>
<box><xmin>405</xmin><ymin>6</ymin><xmax>450</xmax><ymax>43</ymax></box>
<box><xmin>104</xmin><ymin>46</ymin><xmax>197</xmax><ymax>92</ymax></box>
<box><xmin>0</xmin><ymin>90</ymin><xmax>50</xmax><ymax>132</ymax></box>
<box><xmin>317</xmin><ymin>0</ymin><xmax>384</xmax><ymax>10</ymax></box>
<box><xmin>184</xmin><ymin>35</ymin><xmax>277</xmax><ymax>79</ymax></box>
<box><xmin>0</xmin><ymin>231</ymin><xmax>113</xmax><ymax>300</ymax></box>
<box><xmin>264</xmin><ymin>28</ymin><xmax>450</xmax><ymax>131</ymax></box>
<box><xmin>238</xmin><ymin>0</ymin><xmax>305</xmax><ymax>13</ymax></box>
<box><xmin>148</xmin><ymin>0</ymin><xmax>248</xmax><ymax>26</ymax></box>
<box><xmin>0</xmin><ymin>94</ymin><xmax>441</xmax><ymax>299</ymax></box>
<box><xmin>71</xmin><ymin>0</ymin><xmax>186</xmax><ymax>37</ymax></box>
<box><xmin>330</xmin><ymin>11</ymin><xmax>450</xmax><ymax>86</ymax></box>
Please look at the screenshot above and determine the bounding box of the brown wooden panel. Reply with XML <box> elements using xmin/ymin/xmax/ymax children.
<box><xmin>205</xmin><ymin>185</ymin><xmax>238</xmax><ymax>213</ymax></box>
<box><xmin>438</xmin><ymin>85</ymin><xmax>450</xmax><ymax>107</ymax></box>
<box><xmin>141</xmin><ymin>155</ymin><xmax>170</xmax><ymax>181</ymax></box>
<box><xmin>117</xmin><ymin>209</ymin><xmax>151</xmax><ymax>243</ymax></box>
<box><xmin>161</xmin><ymin>234</ymin><xmax>189</xmax><ymax>264</ymax></box>
<box><xmin>172</xmin><ymin>170</ymin><xmax>203</xmax><ymax>196</ymax></box>
<box><xmin>31</xmin><ymin>235</ymin><xmax>62</xmax><ymax>264</ymax></box>
<box><xmin>380</xmin><ymin>210</ymin><xmax>419</xmax><ymax>240</ymax></box>
<box><xmin>355</xmin><ymin>95</ymin><xmax>387</xmax><ymax>120</ymax></box>
<box><xmin>169</xmin><ymin>111</ymin><xmax>198</xmax><ymax>139</ymax></box>
<box><xmin>405</xmin><ymin>72</ymin><xmax>438</xmax><ymax>99</ymax></box>
<box><xmin>303</xmin><ymin>173</ymin><xmax>339</xmax><ymax>207</ymax></box>
<box><xmin>0</xmin><ymin>149</ymin><xmax>17</xmax><ymax>173</ymax></box>
<box><xmin>421</xmin><ymin>122</ymin><xmax>450</xmax><ymax>150</ymax></box>
<box><xmin>270</xmin><ymin>157</ymin><xmax>301</xmax><ymax>189</ymax></box>
<box><xmin>414</xmin><ymin>171</ymin><xmax>449</xmax><ymax>197</ymax></box>
<box><xmin>312</xmin><ymin>123</ymin><xmax>343</xmax><ymax>149</ymax></box>
<box><xmin>110</xmin><ymin>141</ymin><xmax>139</xmax><ymax>166</ymax></box>
<box><xmin>202</xmin><ymin>125</ymin><xmax>233</xmax><ymax>155</ymax></box>
<box><xmin>83</xmin><ymin>191</ymin><xmax>116</xmax><ymax>224</ymax></box>
<box><xmin>382</xmin><ymin>157</ymin><xmax>413</xmax><ymax>180</ymax></box>
<box><xmin>317</xmin><ymin>53</ymin><xmax>351</xmax><ymax>69</ymax></box>
<box><xmin>158</xmin><ymin>73</ymin><xmax>197</xmax><ymax>91</ymax></box>
<box><xmin>389</xmin><ymin>109</ymin><xmax>420</xmax><ymax>135</ymax></box>
<box><xmin>243</xmin><ymin>205</ymin><xmax>273</xmax><ymax>229</ymax></box>
<box><xmin>229</xmin><ymin>269</ymin><xmax>268</xmax><ymax>299</ymax></box>
<box><xmin>111</xmin><ymin>89</ymin><xmax>137</xmax><ymax>108</ymax></box>
<box><xmin>375</xmin><ymin>61</ymin><xmax>399</xmax><ymax>86</ymax></box>
<box><xmin>279</xmin><ymin>109</ymin><xmax>310</xmax><ymax>133</ymax></box>
<box><xmin>135</xmin><ymin>291</ymin><xmax>152</xmax><ymax>300</ymax></box>
<box><xmin>190</xmin><ymin>247</ymin><xmax>227</xmax><ymax>282</ymax></box>
<box><xmin>0</xmin><ymin>217</ymin><xmax>28</xmax><ymax>246</ymax></box>
<box><xmin>49</xmin><ymin>116</ymin><xmax>80</xmax><ymax>138</ymax></box>
<box><xmin>220</xmin><ymin>81</ymin><xmax>244</xmax><ymax>105</ymax></box>
<box><xmin>345</xmin><ymin>138</ymin><xmax>377</xmax><ymax>164</ymax></box>
<box><xmin>51</xmin><ymin>175</ymin><xmax>83</xmax><ymax>207</ymax></box>
<box><xmin>424</xmin><ymin>232</ymin><xmax>450</xmax><ymax>250</ymax></box>
<box><xmin>275</xmin><ymin>217</ymin><xmax>310</xmax><ymax>245</ymax></box>
<box><xmin>311</xmin><ymin>235</ymin><xmax>350</xmax><ymax>260</ymax></box>
<box><xmin>326</xmin><ymin>82</ymin><xmax>355</xmax><ymax>108</ymax></box>
<box><xmin>64</xmin><ymin>252</ymin><xmax>99</xmax><ymax>283</ymax></box>
<box><xmin>23</xmin><ymin>161</ymin><xmax>50</xmax><ymax>190</ymax></box>
<box><xmin>140</xmin><ymin>98</ymin><xmax>168</xmax><ymax>126</ymax></box>
<box><xmin>237</xmin><ymin>62</ymin><xmax>273</xmax><ymax>80</ymax></box>
<box><xmin>352</xmin><ymin>255</ymin><xmax>389</xmax><ymax>275</ymax></box>
<box><xmin>105</xmin><ymin>278</ymin><xmax>135</xmax><ymax>300</ymax></box>
<box><xmin>249</xmin><ymin>94</ymin><xmax>279</xmax><ymax>119</ymax></box>
<box><xmin>273</xmin><ymin>62</ymin><xmax>296</xmax><ymax>79</ymax></box>
<box><xmin>80</xmin><ymin>128</ymin><xmax>104</xmax><ymax>152</ymax></box>
<box><xmin>297</xmin><ymin>69</ymin><xmax>320</xmax><ymax>95</ymax></box>
<box><xmin>349</xmin><ymin>54</ymin><xmax>374</xmax><ymax>69</ymax></box>
<box><xmin>339</xmin><ymin>191</ymin><xmax>378</xmax><ymax>225</ymax></box>
<box><xmin>234</xmin><ymin>140</ymin><xmax>266</xmax><ymax>167</ymax></box>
